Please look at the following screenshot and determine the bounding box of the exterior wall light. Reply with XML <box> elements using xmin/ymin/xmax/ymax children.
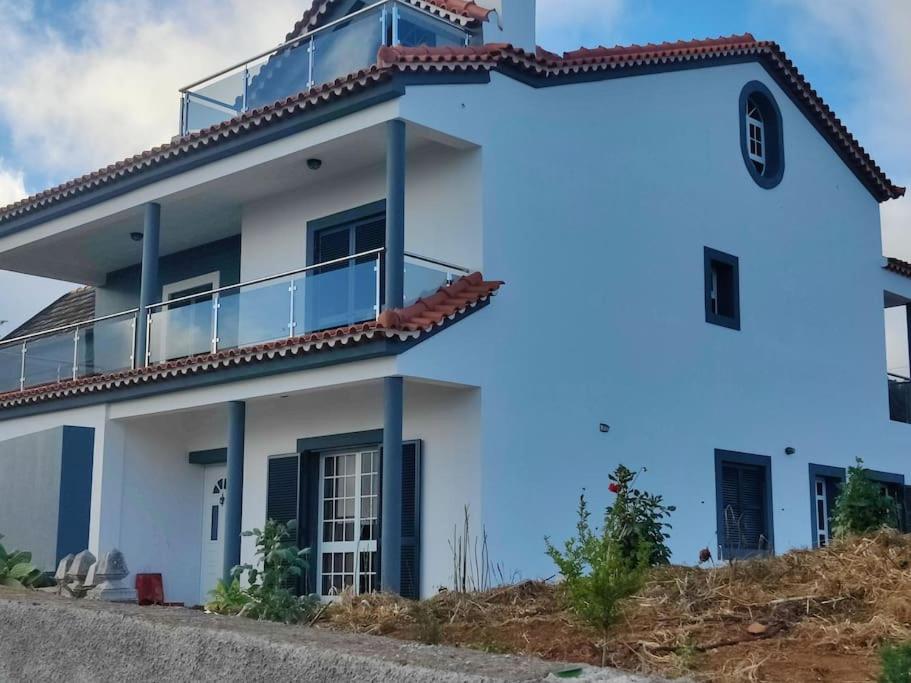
<box><xmin>130</xmin><ymin>232</ymin><xmax>143</xmax><ymax>242</ymax></box>
<box><xmin>784</xmin><ymin>447</ymin><xmax>796</xmax><ymax>455</ymax></box>
<box><xmin>306</xmin><ymin>158</ymin><xmax>323</xmax><ymax>170</ymax></box>
<box><xmin>599</xmin><ymin>423</ymin><xmax>610</xmax><ymax>433</ymax></box>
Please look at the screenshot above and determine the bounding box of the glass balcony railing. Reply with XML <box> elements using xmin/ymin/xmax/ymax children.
<box><xmin>0</xmin><ymin>311</ymin><xmax>137</xmax><ymax>394</ymax></box>
<box><xmin>179</xmin><ymin>0</ymin><xmax>472</xmax><ymax>135</ymax></box>
<box><xmin>0</xmin><ymin>251</ymin><xmax>468</xmax><ymax>393</ymax></box>
<box><xmin>889</xmin><ymin>374</ymin><xmax>911</xmax><ymax>423</ymax></box>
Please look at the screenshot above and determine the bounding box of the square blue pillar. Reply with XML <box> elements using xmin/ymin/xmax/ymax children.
<box><xmin>380</xmin><ymin>376</ymin><xmax>403</xmax><ymax>593</ymax></box>
<box><xmin>224</xmin><ymin>400</ymin><xmax>246</xmax><ymax>582</ymax></box>
<box><xmin>385</xmin><ymin>120</ymin><xmax>406</xmax><ymax>311</ymax></box>
<box><xmin>135</xmin><ymin>202</ymin><xmax>160</xmax><ymax>367</ymax></box>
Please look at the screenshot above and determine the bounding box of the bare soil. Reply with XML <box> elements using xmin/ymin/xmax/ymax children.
<box><xmin>321</xmin><ymin>533</ymin><xmax>911</xmax><ymax>681</ymax></box>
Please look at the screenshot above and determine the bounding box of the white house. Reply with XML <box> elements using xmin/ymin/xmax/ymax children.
<box><xmin>0</xmin><ymin>0</ymin><xmax>908</xmax><ymax>606</ymax></box>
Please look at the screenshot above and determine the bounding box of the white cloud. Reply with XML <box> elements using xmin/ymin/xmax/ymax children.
<box><xmin>0</xmin><ymin>0</ymin><xmax>305</xmax><ymax>180</ymax></box>
<box><xmin>774</xmin><ymin>0</ymin><xmax>911</xmax><ymax>258</ymax></box>
<box><xmin>0</xmin><ymin>161</ymin><xmax>26</xmax><ymax>206</ymax></box>
<box><xmin>536</xmin><ymin>0</ymin><xmax>626</xmax><ymax>54</ymax></box>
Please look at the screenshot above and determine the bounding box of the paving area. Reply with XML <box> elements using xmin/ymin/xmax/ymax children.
<box><xmin>0</xmin><ymin>589</ymin><xmax>665</xmax><ymax>682</ymax></box>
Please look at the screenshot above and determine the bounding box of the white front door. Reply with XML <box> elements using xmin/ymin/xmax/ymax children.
<box><xmin>200</xmin><ymin>464</ymin><xmax>227</xmax><ymax>604</ymax></box>
<box><xmin>318</xmin><ymin>449</ymin><xmax>379</xmax><ymax>598</ymax></box>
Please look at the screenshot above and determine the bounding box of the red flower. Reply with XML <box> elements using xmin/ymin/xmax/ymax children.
<box><xmin>608</xmin><ymin>483</ymin><xmax>620</xmax><ymax>494</ymax></box>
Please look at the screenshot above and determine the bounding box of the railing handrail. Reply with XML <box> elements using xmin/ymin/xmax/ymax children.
<box><xmin>889</xmin><ymin>372</ymin><xmax>911</xmax><ymax>382</ymax></box>
<box><xmin>0</xmin><ymin>309</ymin><xmax>139</xmax><ymax>348</ymax></box>
<box><xmin>404</xmin><ymin>251</ymin><xmax>470</xmax><ymax>274</ymax></box>
<box><xmin>179</xmin><ymin>0</ymin><xmax>465</xmax><ymax>95</ymax></box>
<box><xmin>146</xmin><ymin>248</ymin><xmax>387</xmax><ymax>310</ymax></box>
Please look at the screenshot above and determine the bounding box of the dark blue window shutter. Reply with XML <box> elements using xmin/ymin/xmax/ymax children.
<box><xmin>400</xmin><ymin>440</ymin><xmax>422</xmax><ymax>600</ymax></box>
<box><xmin>720</xmin><ymin>462</ymin><xmax>766</xmax><ymax>558</ymax></box>
<box><xmin>266</xmin><ymin>456</ymin><xmax>299</xmax><ymax>526</ymax></box>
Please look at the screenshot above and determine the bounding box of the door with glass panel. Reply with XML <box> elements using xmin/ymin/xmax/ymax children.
<box><xmin>318</xmin><ymin>449</ymin><xmax>379</xmax><ymax>598</ymax></box>
<box><xmin>308</xmin><ymin>216</ymin><xmax>384</xmax><ymax>332</ymax></box>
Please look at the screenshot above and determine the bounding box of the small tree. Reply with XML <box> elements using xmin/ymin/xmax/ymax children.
<box><xmin>832</xmin><ymin>458</ymin><xmax>898</xmax><ymax>538</ymax></box>
<box><xmin>545</xmin><ymin>466</ymin><xmax>674</xmax><ymax>665</ymax></box>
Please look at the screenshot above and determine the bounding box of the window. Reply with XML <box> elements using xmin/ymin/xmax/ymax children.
<box><xmin>704</xmin><ymin>247</ymin><xmax>740</xmax><ymax>330</ymax></box>
<box><xmin>715</xmin><ymin>450</ymin><xmax>773</xmax><ymax>560</ymax></box>
<box><xmin>156</xmin><ymin>272</ymin><xmax>221</xmax><ymax>360</ymax></box>
<box><xmin>739</xmin><ymin>81</ymin><xmax>784</xmax><ymax>188</ymax></box>
<box><xmin>318</xmin><ymin>449</ymin><xmax>380</xmax><ymax>598</ymax></box>
<box><xmin>808</xmin><ymin>465</ymin><xmax>844</xmax><ymax>548</ymax></box>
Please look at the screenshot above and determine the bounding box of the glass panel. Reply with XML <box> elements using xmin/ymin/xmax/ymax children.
<box><xmin>148</xmin><ymin>297</ymin><xmax>214</xmax><ymax>363</ymax></box>
<box><xmin>184</xmin><ymin>70</ymin><xmax>245</xmax><ymax>133</ymax></box>
<box><xmin>311</xmin><ymin>8</ymin><xmax>384</xmax><ymax>87</ymax></box>
<box><xmin>77</xmin><ymin>315</ymin><xmax>134</xmax><ymax>377</ymax></box>
<box><xmin>396</xmin><ymin>3</ymin><xmax>468</xmax><ymax>48</ymax></box>
<box><xmin>404</xmin><ymin>259</ymin><xmax>452</xmax><ymax>306</ymax></box>
<box><xmin>210</xmin><ymin>505</ymin><xmax>219</xmax><ymax>541</ymax></box>
<box><xmin>296</xmin><ymin>259</ymin><xmax>378</xmax><ymax>333</ymax></box>
<box><xmin>0</xmin><ymin>344</ymin><xmax>23</xmax><ymax>393</ymax></box>
<box><xmin>23</xmin><ymin>332</ymin><xmax>76</xmax><ymax>387</ymax></box>
<box><xmin>217</xmin><ymin>278</ymin><xmax>292</xmax><ymax>349</ymax></box>
<box><xmin>246</xmin><ymin>39</ymin><xmax>312</xmax><ymax>112</ymax></box>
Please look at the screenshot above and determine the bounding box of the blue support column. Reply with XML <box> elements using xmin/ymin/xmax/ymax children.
<box><xmin>224</xmin><ymin>400</ymin><xmax>246</xmax><ymax>582</ymax></box>
<box><xmin>135</xmin><ymin>203</ymin><xmax>160</xmax><ymax>367</ymax></box>
<box><xmin>385</xmin><ymin>120</ymin><xmax>406</xmax><ymax>311</ymax></box>
<box><xmin>381</xmin><ymin>376</ymin><xmax>403</xmax><ymax>593</ymax></box>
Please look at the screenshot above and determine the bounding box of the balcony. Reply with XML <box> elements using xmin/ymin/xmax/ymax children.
<box><xmin>0</xmin><ymin>252</ymin><xmax>467</xmax><ymax>394</ymax></box>
<box><xmin>889</xmin><ymin>374</ymin><xmax>911</xmax><ymax>423</ymax></box>
<box><xmin>180</xmin><ymin>0</ymin><xmax>472</xmax><ymax>135</ymax></box>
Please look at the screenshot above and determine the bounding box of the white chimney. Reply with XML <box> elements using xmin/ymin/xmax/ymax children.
<box><xmin>482</xmin><ymin>0</ymin><xmax>537</xmax><ymax>53</ymax></box>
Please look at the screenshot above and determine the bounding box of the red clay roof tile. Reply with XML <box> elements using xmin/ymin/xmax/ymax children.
<box><xmin>0</xmin><ymin>272</ymin><xmax>503</xmax><ymax>409</ymax></box>
<box><xmin>286</xmin><ymin>0</ymin><xmax>493</xmax><ymax>40</ymax></box>
<box><xmin>0</xmin><ymin>35</ymin><xmax>902</xmax><ymax>227</ymax></box>
<box><xmin>885</xmin><ymin>257</ymin><xmax>911</xmax><ymax>279</ymax></box>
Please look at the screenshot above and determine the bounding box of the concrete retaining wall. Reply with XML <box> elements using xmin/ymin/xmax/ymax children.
<box><xmin>0</xmin><ymin>590</ymin><xmax>659</xmax><ymax>682</ymax></box>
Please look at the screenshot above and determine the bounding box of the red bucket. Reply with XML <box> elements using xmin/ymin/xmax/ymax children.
<box><xmin>135</xmin><ymin>573</ymin><xmax>164</xmax><ymax>606</ymax></box>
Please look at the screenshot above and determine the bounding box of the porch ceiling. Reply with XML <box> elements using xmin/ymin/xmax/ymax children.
<box><xmin>0</xmin><ymin>124</ymin><xmax>469</xmax><ymax>285</ymax></box>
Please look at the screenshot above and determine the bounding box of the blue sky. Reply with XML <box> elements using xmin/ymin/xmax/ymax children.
<box><xmin>0</xmin><ymin>0</ymin><xmax>908</xmax><ymax>334</ymax></box>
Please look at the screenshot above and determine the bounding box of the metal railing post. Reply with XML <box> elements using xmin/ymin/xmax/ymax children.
<box><xmin>145</xmin><ymin>312</ymin><xmax>153</xmax><ymax>367</ymax></box>
<box><xmin>19</xmin><ymin>342</ymin><xmax>26</xmax><ymax>391</ymax></box>
<box><xmin>381</xmin><ymin>4</ymin><xmax>388</xmax><ymax>45</ymax></box>
<box><xmin>242</xmin><ymin>65</ymin><xmax>249</xmax><ymax>113</ymax></box>
<box><xmin>72</xmin><ymin>326</ymin><xmax>80</xmax><ymax>381</ymax></box>
<box><xmin>130</xmin><ymin>315</ymin><xmax>137</xmax><ymax>369</ymax></box>
<box><xmin>391</xmin><ymin>1</ymin><xmax>399</xmax><ymax>45</ymax></box>
<box><xmin>211</xmin><ymin>292</ymin><xmax>220</xmax><ymax>354</ymax></box>
<box><xmin>307</xmin><ymin>37</ymin><xmax>315</xmax><ymax>88</ymax></box>
<box><xmin>288</xmin><ymin>279</ymin><xmax>297</xmax><ymax>338</ymax></box>
<box><xmin>375</xmin><ymin>253</ymin><xmax>382</xmax><ymax>318</ymax></box>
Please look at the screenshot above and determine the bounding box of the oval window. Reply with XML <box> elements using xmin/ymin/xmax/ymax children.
<box><xmin>739</xmin><ymin>81</ymin><xmax>784</xmax><ymax>188</ymax></box>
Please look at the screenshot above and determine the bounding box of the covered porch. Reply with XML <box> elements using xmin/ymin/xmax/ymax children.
<box><xmin>90</xmin><ymin>376</ymin><xmax>480</xmax><ymax>606</ymax></box>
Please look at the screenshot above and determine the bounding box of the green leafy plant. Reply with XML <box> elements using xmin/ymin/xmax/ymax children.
<box><xmin>879</xmin><ymin>642</ymin><xmax>911</xmax><ymax>683</ymax></box>
<box><xmin>832</xmin><ymin>458</ymin><xmax>898</xmax><ymax>538</ymax></box>
<box><xmin>545</xmin><ymin>466</ymin><xmax>673</xmax><ymax>665</ymax></box>
<box><xmin>0</xmin><ymin>535</ymin><xmax>42</xmax><ymax>589</ymax></box>
<box><xmin>205</xmin><ymin>577</ymin><xmax>250</xmax><ymax>616</ymax></box>
<box><xmin>605</xmin><ymin>465</ymin><xmax>676</xmax><ymax>566</ymax></box>
<box><xmin>232</xmin><ymin>519</ymin><xmax>318</xmax><ymax>624</ymax></box>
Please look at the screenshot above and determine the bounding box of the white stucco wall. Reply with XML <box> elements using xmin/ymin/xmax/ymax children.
<box><xmin>240</xmin><ymin>143</ymin><xmax>481</xmax><ymax>281</ymax></box>
<box><xmin>397</xmin><ymin>62</ymin><xmax>907</xmax><ymax>578</ymax></box>
<box><xmin>241</xmin><ymin>379</ymin><xmax>480</xmax><ymax>596</ymax></box>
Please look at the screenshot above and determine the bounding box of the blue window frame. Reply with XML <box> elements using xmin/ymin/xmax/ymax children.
<box><xmin>739</xmin><ymin>80</ymin><xmax>784</xmax><ymax>189</ymax></box>
<box><xmin>704</xmin><ymin>247</ymin><xmax>741</xmax><ymax>330</ymax></box>
<box><xmin>715</xmin><ymin>450</ymin><xmax>773</xmax><ymax>560</ymax></box>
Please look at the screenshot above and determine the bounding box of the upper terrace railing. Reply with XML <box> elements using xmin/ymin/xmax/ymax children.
<box><xmin>179</xmin><ymin>0</ymin><xmax>472</xmax><ymax>135</ymax></box>
<box><xmin>0</xmin><ymin>252</ymin><xmax>468</xmax><ymax>393</ymax></box>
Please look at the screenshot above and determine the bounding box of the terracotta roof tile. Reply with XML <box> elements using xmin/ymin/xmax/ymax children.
<box><xmin>0</xmin><ymin>35</ymin><xmax>902</xmax><ymax>227</ymax></box>
<box><xmin>0</xmin><ymin>272</ymin><xmax>503</xmax><ymax>410</ymax></box>
<box><xmin>286</xmin><ymin>0</ymin><xmax>492</xmax><ymax>40</ymax></box>
<box><xmin>885</xmin><ymin>257</ymin><xmax>911</xmax><ymax>279</ymax></box>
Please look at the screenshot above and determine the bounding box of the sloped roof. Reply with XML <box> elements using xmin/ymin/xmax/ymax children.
<box><xmin>286</xmin><ymin>0</ymin><xmax>493</xmax><ymax>39</ymax></box>
<box><xmin>3</xmin><ymin>287</ymin><xmax>95</xmax><ymax>340</ymax></box>
<box><xmin>0</xmin><ymin>272</ymin><xmax>503</xmax><ymax>409</ymax></box>
<box><xmin>885</xmin><ymin>257</ymin><xmax>911</xmax><ymax>279</ymax></box>
<box><xmin>0</xmin><ymin>35</ymin><xmax>902</xmax><ymax>229</ymax></box>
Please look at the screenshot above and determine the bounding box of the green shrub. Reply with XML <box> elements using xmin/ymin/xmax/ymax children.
<box><xmin>0</xmin><ymin>535</ymin><xmax>42</xmax><ymax>589</ymax></box>
<box><xmin>832</xmin><ymin>458</ymin><xmax>898</xmax><ymax>538</ymax></box>
<box><xmin>206</xmin><ymin>577</ymin><xmax>250</xmax><ymax>615</ymax></box>
<box><xmin>230</xmin><ymin>519</ymin><xmax>319</xmax><ymax>624</ymax></box>
<box><xmin>545</xmin><ymin>466</ymin><xmax>674</xmax><ymax>646</ymax></box>
<box><xmin>879</xmin><ymin>642</ymin><xmax>911</xmax><ymax>683</ymax></box>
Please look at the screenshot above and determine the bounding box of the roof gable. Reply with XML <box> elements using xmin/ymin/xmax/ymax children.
<box><xmin>4</xmin><ymin>287</ymin><xmax>95</xmax><ymax>340</ymax></box>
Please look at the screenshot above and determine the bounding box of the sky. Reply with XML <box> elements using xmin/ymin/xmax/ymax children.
<box><xmin>0</xmin><ymin>0</ymin><xmax>908</xmax><ymax>336</ymax></box>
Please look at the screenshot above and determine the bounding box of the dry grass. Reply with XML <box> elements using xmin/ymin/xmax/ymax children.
<box><xmin>321</xmin><ymin>532</ymin><xmax>911</xmax><ymax>681</ymax></box>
